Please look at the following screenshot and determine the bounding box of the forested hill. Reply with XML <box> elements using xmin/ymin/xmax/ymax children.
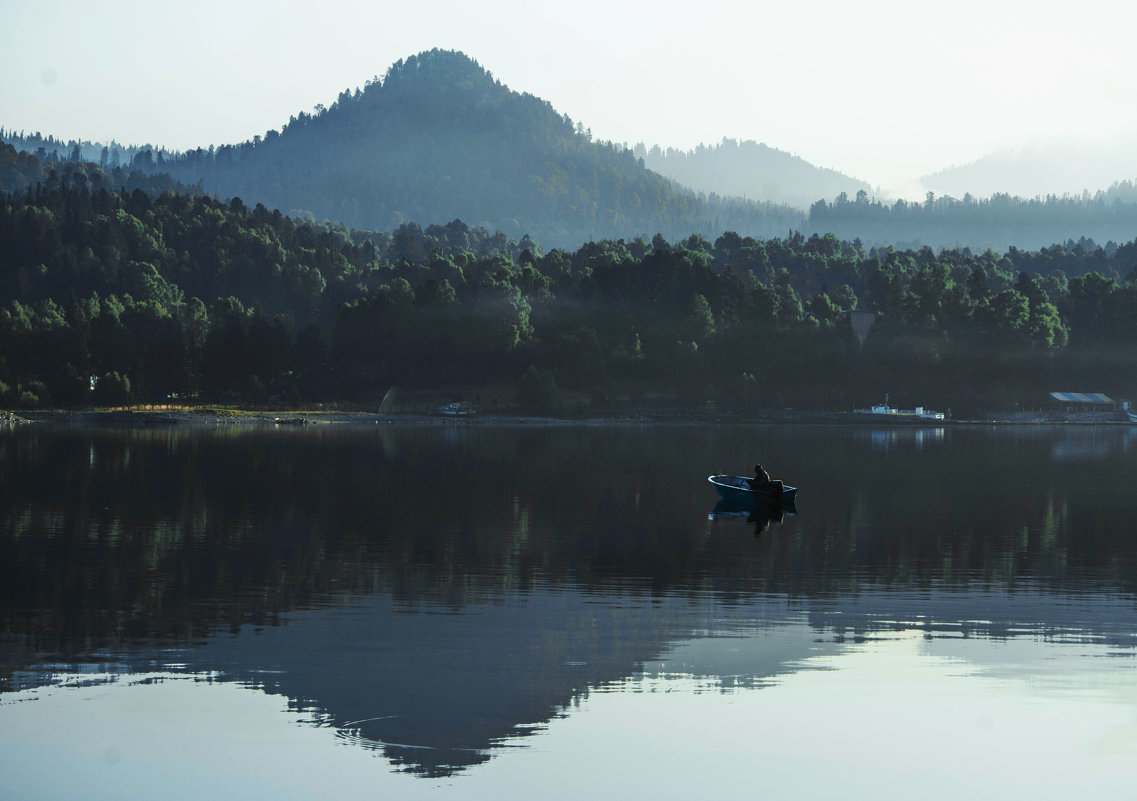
<box><xmin>95</xmin><ymin>50</ymin><xmax>801</xmax><ymax>249</ymax></box>
<box><xmin>639</xmin><ymin>139</ymin><xmax>872</xmax><ymax>209</ymax></box>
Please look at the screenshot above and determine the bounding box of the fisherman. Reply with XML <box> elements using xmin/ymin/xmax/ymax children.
<box><xmin>750</xmin><ymin>463</ymin><xmax>771</xmax><ymax>490</ymax></box>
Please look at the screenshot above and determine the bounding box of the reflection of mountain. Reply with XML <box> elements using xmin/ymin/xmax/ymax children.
<box><xmin>171</xmin><ymin>594</ymin><xmax>831</xmax><ymax>776</ymax></box>
<box><xmin>9</xmin><ymin>582</ymin><xmax>1134</xmax><ymax>778</ymax></box>
<box><xmin>3</xmin><ymin>424</ymin><xmax>1137</xmax><ymax>775</ymax></box>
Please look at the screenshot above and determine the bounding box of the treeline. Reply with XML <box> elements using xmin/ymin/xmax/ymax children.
<box><xmin>3</xmin><ymin>174</ymin><xmax>1137</xmax><ymax>415</ymax></box>
<box><xmin>807</xmin><ymin>189</ymin><xmax>1137</xmax><ymax>252</ymax></box>
<box><xmin>0</xmin><ymin>128</ymin><xmax>150</xmax><ymax>175</ymax></box>
<box><xmin>0</xmin><ymin>141</ymin><xmax>198</xmax><ymax>199</ymax></box>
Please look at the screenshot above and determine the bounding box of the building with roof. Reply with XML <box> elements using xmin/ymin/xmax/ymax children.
<box><xmin>1049</xmin><ymin>392</ymin><xmax>1115</xmax><ymax>413</ymax></box>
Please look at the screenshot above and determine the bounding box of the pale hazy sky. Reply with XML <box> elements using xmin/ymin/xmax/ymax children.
<box><xmin>4</xmin><ymin>0</ymin><xmax>1137</xmax><ymax>193</ymax></box>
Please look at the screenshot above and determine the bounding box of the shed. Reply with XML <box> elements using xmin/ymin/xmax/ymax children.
<box><xmin>1049</xmin><ymin>392</ymin><xmax>1114</xmax><ymax>412</ymax></box>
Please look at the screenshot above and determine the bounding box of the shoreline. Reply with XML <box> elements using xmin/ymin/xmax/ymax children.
<box><xmin>2</xmin><ymin>408</ymin><xmax>1132</xmax><ymax>428</ymax></box>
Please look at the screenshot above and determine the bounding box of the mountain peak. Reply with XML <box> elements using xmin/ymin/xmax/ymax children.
<box><xmin>381</xmin><ymin>49</ymin><xmax>498</xmax><ymax>92</ymax></box>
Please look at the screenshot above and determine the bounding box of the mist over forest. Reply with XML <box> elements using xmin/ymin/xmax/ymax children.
<box><xmin>920</xmin><ymin>141</ymin><xmax>1137</xmax><ymax>201</ymax></box>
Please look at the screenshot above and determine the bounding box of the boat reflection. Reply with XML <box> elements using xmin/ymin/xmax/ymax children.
<box><xmin>708</xmin><ymin>497</ymin><xmax>797</xmax><ymax>534</ymax></box>
<box><xmin>868</xmin><ymin>426</ymin><xmax>945</xmax><ymax>452</ymax></box>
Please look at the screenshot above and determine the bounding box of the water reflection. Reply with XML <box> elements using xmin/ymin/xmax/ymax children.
<box><xmin>1050</xmin><ymin>426</ymin><xmax>1129</xmax><ymax>461</ymax></box>
<box><xmin>2</xmin><ymin>424</ymin><xmax>1136</xmax><ymax>793</ymax></box>
<box><xmin>707</xmin><ymin>498</ymin><xmax>796</xmax><ymax>536</ymax></box>
<box><xmin>3</xmin><ymin>613</ymin><xmax>1133</xmax><ymax>800</ymax></box>
<box><xmin>868</xmin><ymin>425</ymin><xmax>945</xmax><ymax>452</ymax></box>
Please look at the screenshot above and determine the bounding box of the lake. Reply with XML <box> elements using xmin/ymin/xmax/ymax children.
<box><xmin>1</xmin><ymin>421</ymin><xmax>1135</xmax><ymax>800</ymax></box>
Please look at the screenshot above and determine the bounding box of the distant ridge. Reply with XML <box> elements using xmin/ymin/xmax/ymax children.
<box><xmin>638</xmin><ymin>138</ymin><xmax>871</xmax><ymax>210</ymax></box>
<box><xmin>920</xmin><ymin>141</ymin><xmax>1137</xmax><ymax>200</ymax></box>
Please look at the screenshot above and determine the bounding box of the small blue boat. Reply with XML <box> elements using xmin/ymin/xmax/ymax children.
<box><xmin>708</xmin><ymin>474</ymin><xmax>797</xmax><ymax>505</ymax></box>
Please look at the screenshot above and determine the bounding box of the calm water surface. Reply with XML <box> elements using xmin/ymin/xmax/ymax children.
<box><xmin>1</xmin><ymin>422</ymin><xmax>1135</xmax><ymax>799</ymax></box>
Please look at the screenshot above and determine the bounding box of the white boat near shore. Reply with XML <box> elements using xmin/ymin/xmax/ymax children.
<box><xmin>437</xmin><ymin>402</ymin><xmax>476</xmax><ymax>417</ymax></box>
<box><xmin>854</xmin><ymin>396</ymin><xmax>945</xmax><ymax>421</ymax></box>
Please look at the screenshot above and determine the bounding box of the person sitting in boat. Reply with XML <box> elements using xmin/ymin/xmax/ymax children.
<box><xmin>750</xmin><ymin>464</ymin><xmax>771</xmax><ymax>490</ymax></box>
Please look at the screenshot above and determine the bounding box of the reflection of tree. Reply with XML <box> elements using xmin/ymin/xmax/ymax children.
<box><xmin>2</xmin><ymin>425</ymin><xmax>1135</xmax><ymax>651</ymax></box>
<box><xmin>2</xmin><ymin>427</ymin><xmax>1134</xmax><ymax>641</ymax></box>
<box><xmin>179</xmin><ymin>593</ymin><xmax>726</xmax><ymax>777</ymax></box>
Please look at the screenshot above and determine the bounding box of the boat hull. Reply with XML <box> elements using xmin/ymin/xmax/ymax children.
<box><xmin>708</xmin><ymin>475</ymin><xmax>797</xmax><ymax>505</ymax></box>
